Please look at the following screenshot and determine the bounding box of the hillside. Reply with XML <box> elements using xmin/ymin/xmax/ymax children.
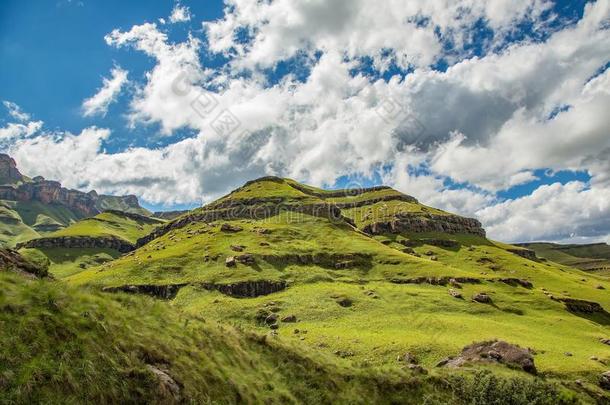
<box><xmin>64</xmin><ymin>177</ymin><xmax>610</xmax><ymax>401</ymax></box>
<box><xmin>0</xmin><ymin>249</ymin><xmax>590</xmax><ymax>404</ymax></box>
<box><xmin>518</xmin><ymin>242</ymin><xmax>610</xmax><ymax>276</ymax></box>
<box><xmin>16</xmin><ymin>211</ymin><xmax>164</xmax><ymax>278</ymax></box>
<box><xmin>0</xmin><ymin>154</ymin><xmax>151</xmax><ymax>247</ymax></box>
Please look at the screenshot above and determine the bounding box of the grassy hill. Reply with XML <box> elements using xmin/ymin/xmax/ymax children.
<box><xmin>0</xmin><ymin>200</ymin><xmax>85</xmax><ymax>247</ymax></box>
<box><xmin>62</xmin><ymin>177</ymin><xmax>610</xmax><ymax>401</ymax></box>
<box><xmin>0</xmin><ymin>249</ymin><xmax>589</xmax><ymax>404</ymax></box>
<box><xmin>18</xmin><ymin>211</ymin><xmax>164</xmax><ymax>278</ymax></box>
<box><xmin>518</xmin><ymin>242</ymin><xmax>610</xmax><ymax>276</ymax></box>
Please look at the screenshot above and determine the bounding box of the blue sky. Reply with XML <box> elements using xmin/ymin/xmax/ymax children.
<box><xmin>0</xmin><ymin>0</ymin><xmax>609</xmax><ymax>243</ymax></box>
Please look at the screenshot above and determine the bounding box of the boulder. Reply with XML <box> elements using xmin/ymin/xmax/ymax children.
<box><xmin>600</xmin><ymin>371</ymin><xmax>610</xmax><ymax>390</ymax></box>
<box><xmin>220</xmin><ymin>223</ymin><xmax>243</xmax><ymax>232</ymax></box>
<box><xmin>146</xmin><ymin>365</ymin><xmax>181</xmax><ymax>402</ymax></box>
<box><xmin>449</xmin><ymin>289</ymin><xmax>463</xmax><ymax>299</ymax></box>
<box><xmin>225</xmin><ymin>256</ymin><xmax>236</xmax><ymax>267</ymax></box>
<box><xmin>235</xmin><ymin>254</ymin><xmax>255</xmax><ymax>265</ymax></box>
<box><xmin>472</xmin><ymin>293</ymin><xmax>492</xmax><ymax>304</ymax></box>
<box><xmin>406</xmin><ymin>364</ymin><xmax>427</xmax><ymax>374</ymax></box>
<box><xmin>281</xmin><ymin>315</ymin><xmax>297</xmax><ymax>323</ymax></box>
<box><xmin>397</xmin><ymin>352</ymin><xmax>418</xmax><ymax>364</ymax></box>
<box><xmin>264</xmin><ymin>313</ymin><xmax>278</xmax><ymax>325</ymax></box>
<box><xmin>230</xmin><ymin>244</ymin><xmax>246</xmax><ymax>252</ymax></box>
<box><xmin>440</xmin><ymin>340</ymin><xmax>536</xmax><ymax>374</ymax></box>
<box><xmin>336</xmin><ymin>297</ymin><xmax>353</xmax><ymax>307</ymax></box>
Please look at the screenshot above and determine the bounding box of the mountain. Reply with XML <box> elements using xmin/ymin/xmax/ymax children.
<box><xmin>517</xmin><ymin>242</ymin><xmax>610</xmax><ymax>276</ymax></box>
<box><xmin>56</xmin><ymin>176</ymin><xmax>610</xmax><ymax>401</ymax></box>
<box><xmin>0</xmin><ymin>154</ymin><xmax>151</xmax><ymax>247</ymax></box>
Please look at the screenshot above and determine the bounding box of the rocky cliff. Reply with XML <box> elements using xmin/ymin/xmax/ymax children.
<box><xmin>0</xmin><ymin>154</ymin><xmax>146</xmax><ymax>217</ymax></box>
<box><xmin>0</xmin><ymin>155</ymin><xmax>24</xmax><ymax>184</ymax></box>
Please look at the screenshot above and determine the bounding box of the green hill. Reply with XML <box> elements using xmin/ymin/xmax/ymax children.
<box><xmin>63</xmin><ymin>177</ymin><xmax>610</xmax><ymax>401</ymax></box>
<box><xmin>518</xmin><ymin>242</ymin><xmax>610</xmax><ymax>276</ymax></box>
<box><xmin>0</xmin><ymin>250</ymin><xmax>589</xmax><ymax>404</ymax></box>
<box><xmin>0</xmin><ymin>200</ymin><xmax>85</xmax><ymax>247</ymax></box>
<box><xmin>17</xmin><ymin>211</ymin><xmax>164</xmax><ymax>278</ymax></box>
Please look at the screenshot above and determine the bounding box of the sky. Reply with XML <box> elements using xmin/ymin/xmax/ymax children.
<box><xmin>0</xmin><ymin>0</ymin><xmax>609</xmax><ymax>244</ymax></box>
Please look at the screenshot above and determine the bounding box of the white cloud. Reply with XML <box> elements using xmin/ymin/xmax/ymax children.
<box><xmin>204</xmin><ymin>0</ymin><xmax>553</xmax><ymax>71</ymax></box>
<box><xmin>82</xmin><ymin>66</ymin><xmax>128</xmax><ymax>117</ymax></box>
<box><xmin>0</xmin><ymin>121</ymin><xmax>43</xmax><ymax>143</ymax></box>
<box><xmin>4</xmin><ymin>0</ymin><xmax>610</xmax><ymax>244</ymax></box>
<box><xmin>477</xmin><ymin>182</ymin><xmax>610</xmax><ymax>243</ymax></box>
<box><xmin>169</xmin><ymin>4</ymin><xmax>191</xmax><ymax>23</ymax></box>
<box><xmin>2</xmin><ymin>101</ymin><xmax>31</xmax><ymax>122</ymax></box>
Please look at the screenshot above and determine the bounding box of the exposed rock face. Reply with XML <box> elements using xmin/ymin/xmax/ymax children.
<box><xmin>146</xmin><ymin>365</ymin><xmax>181</xmax><ymax>402</ymax></box>
<box><xmin>498</xmin><ymin>278</ymin><xmax>533</xmax><ymax>288</ymax></box>
<box><xmin>600</xmin><ymin>371</ymin><xmax>610</xmax><ymax>390</ymax></box>
<box><xmin>136</xmin><ymin>202</ymin><xmax>348</xmax><ymax>248</ymax></box>
<box><xmin>0</xmin><ymin>247</ymin><xmax>46</xmax><ymax>277</ymax></box>
<box><xmin>559</xmin><ymin>298</ymin><xmax>609</xmax><ymax>315</ymax></box>
<box><xmin>103</xmin><ymin>284</ymin><xmax>186</xmax><ymax>299</ymax></box>
<box><xmin>390</xmin><ymin>276</ymin><xmax>480</xmax><ymax>286</ymax></box>
<box><xmin>0</xmin><ymin>155</ymin><xmax>147</xmax><ymax>217</ymax></box>
<box><xmin>507</xmin><ymin>248</ymin><xmax>538</xmax><ymax>261</ymax></box>
<box><xmin>0</xmin><ymin>154</ymin><xmax>23</xmax><ymax>183</ymax></box>
<box><xmin>17</xmin><ymin>235</ymin><xmax>135</xmax><ymax>253</ymax></box>
<box><xmin>439</xmin><ymin>340</ymin><xmax>536</xmax><ymax>374</ymax></box>
<box><xmin>473</xmin><ymin>292</ymin><xmax>493</xmax><ymax>304</ymax></box>
<box><xmin>103</xmin><ymin>280</ymin><xmax>288</xmax><ymax>299</ymax></box>
<box><xmin>0</xmin><ymin>180</ymin><xmax>100</xmax><ymax>216</ymax></box>
<box><xmin>362</xmin><ymin>213</ymin><xmax>485</xmax><ymax>237</ymax></box>
<box><xmin>203</xmin><ymin>280</ymin><xmax>286</xmax><ymax>297</ymax></box>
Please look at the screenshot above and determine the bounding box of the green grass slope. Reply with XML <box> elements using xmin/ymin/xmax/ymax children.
<box><xmin>0</xmin><ymin>254</ymin><xmax>590</xmax><ymax>404</ymax></box>
<box><xmin>66</xmin><ymin>178</ymin><xmax>610</xmax><ymax>399</ymax></box>
<box><xmin>19</xmin><ymin>211</ymin><xmax>164</xmax><ymax>279</ymax></box>
<box><xmin>519</xmin><ymin>242</ymin><xmax>610</xmax><ymax>276</ymax></box>
<box><xmin>0</xmin><ymin>200</ymin><xmax>85</xmax><ymax>247</ymax></box>
<box><xmin>48</xmin><ymin>210</ymin><xmax>163</xmax><ymax>244</ymax></box>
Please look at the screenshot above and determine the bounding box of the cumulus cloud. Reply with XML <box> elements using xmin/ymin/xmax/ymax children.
<box><xmin>5</xmin><ymin>0</ymin><xmax>610</xmax><ymax>244</ymax></box>
<box><xmin>478</xmin><ymin>182</ymin><xmax>610</xmax><ymax>243</ymax></box>
<box><xmin>2</xmin><ymin>101</ymin><xmax>31</xmax><ymax>122</ymax></box>
<box><xmin>82</xmin><ymin>66</ymin><xmax>128</xmax><ymax>117</ymax></box>
<box><xmin>169</xmin><ymin>3</ymin><xmax>191</xmax><ymax>23</ymax></box>
<box><xmin>204</xmin><ymin>0</ymin><xmax>553</xmax><ymax>71</ymax></box>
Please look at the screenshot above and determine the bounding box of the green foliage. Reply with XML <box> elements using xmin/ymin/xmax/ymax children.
<box><xmin>448</xmin><ymin>370</ymin><xmax>578</xmax><ymax>405</ymax></box>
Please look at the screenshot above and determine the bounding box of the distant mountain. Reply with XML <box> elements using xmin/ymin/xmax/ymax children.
<box><xmin>0</xmin><ymin>154</ymin><xmax>150</xmax><ymax>246</ymax></box>
<box><xmin>152</xmin><ymin>210</ymin><xmax>189</xmax><ymax>220</ymax></box>
<box><xmin>517</xmin><ymin>242</ymin><xmax>610</xmax><ymax>275</ymax></box>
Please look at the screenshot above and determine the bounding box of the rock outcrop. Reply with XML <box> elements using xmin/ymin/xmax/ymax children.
<box><xmin>0</xmin><ymin>154</ymin><xmax>24</xmax><ymax>183</ymax></box>
<box><xmin>0</xmin><ymin>247</ymin><xmax>47</xmax><ymax>277</ymax></box>
<box><xmin>438</xmin><ymin>340</ymin><xmax>536</xmax><ymax>374</ymax></box>
<box><xmin>507</xmin><ymin>248</ymin><xmax>538</xmax><ymax>261</ymax></box>
<box><xmin>103</xmin><ymin>280</ymin><xmax>287</xmax><ymax>299</ymax></box>
<box><xmin>362</xmin><ymin>213</ymin><xmax>485</xmax><ymax>237</ymax></box>
<box><xmin>0</xmin><ymin>154</ymin><xmax>147</xmax><ymax>217</ymax></box>
<box><xmin>558</xmin><ymin>298</ymin><xmax>609</xmax><ymax>315</ymax></box>
<box><xmin>17</xmin><ymin>235</ymin><xmax>135</xmax><ymax>253</ymax></box>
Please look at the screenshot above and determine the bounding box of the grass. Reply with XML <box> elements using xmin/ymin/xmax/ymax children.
<box><xmin>521</xmin><ymin>242</ymin><xmax>610</xmax><ymax>275</ymax></box>
<box><xmin>0</xmin><ymin>269</ymin><xmax>587</xmax><ymax>404</ymax></box>
<box><xmin>48</xmin><ymin>211</ymin><xmax>163</xmax><ymax>244</ymax></box>
<box><xmin>0</xmin><ymin>200</ymin><xmax>86</xmax><ymax>247</ymax></box>
<box><xmin>12</xmin><ymin>177</ymin><xmax>610</xmax><ymax>402</ymax></box>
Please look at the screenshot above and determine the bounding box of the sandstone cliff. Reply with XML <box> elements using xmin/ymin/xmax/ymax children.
<box><xmin>0</xmin><ymin>154</ymin><xmax>147</xmax><ymax>217</ymax></box>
